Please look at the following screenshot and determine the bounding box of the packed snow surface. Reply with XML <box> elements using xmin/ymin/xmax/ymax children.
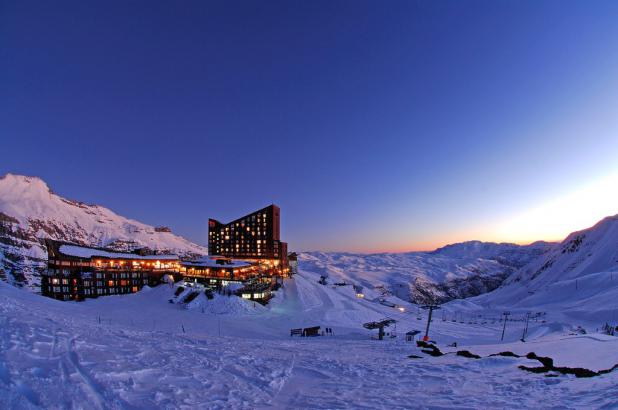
<box><xmin>2</xmin><ymin>265</ymin><xmax>618</xmax><ymax>409</ymax></box>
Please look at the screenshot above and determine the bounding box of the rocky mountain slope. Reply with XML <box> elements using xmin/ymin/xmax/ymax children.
<box><xmin>0</xmin><ymin>174</ymin><xmax>207</xmax><ymax>291</ymax></box>
<box><xmin>300</xmin><ymin>240</ymin><xmax>553</xmax><ymax>304</ymax></box>
<box><xmin>468</xmin><ymin>214</ymin><xmax>618</xmax><ymax>308</ymax></box>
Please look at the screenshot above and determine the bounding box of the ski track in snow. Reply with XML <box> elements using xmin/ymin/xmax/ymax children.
<box><xmin>2</xmin><ymin>270</ymin><xmax>618</xmax><ymax>409</ymax></box>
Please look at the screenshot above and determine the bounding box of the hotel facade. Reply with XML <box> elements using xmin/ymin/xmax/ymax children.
<box><xmin>207</xmin><ymin>204</ymin><xmax>289</xmax><ymax>276</ymax></box>
<box><xmin>41</xmin><ymin>240</ymin><xmax>180</xmax><ymax>301</ymax></box>
<box><xmin>41</xmin><ymin>205</ymin><xmax>291</xmax><ymax>303</ymax></box>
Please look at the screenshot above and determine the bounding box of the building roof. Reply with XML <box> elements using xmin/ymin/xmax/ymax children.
<box><xmin>181</xmin><ymin>258</ymin><xmax>252</xmax><ymax>269</ymax></box>
<box><xmin>58</xmin><ymin>244</ymin><xmax>179</xmax><ymax>261</ymax></box>
<box><xmin>209</xmin><ymin>204</ymin><xmax>278</xmax><ymax>227</ymax></box>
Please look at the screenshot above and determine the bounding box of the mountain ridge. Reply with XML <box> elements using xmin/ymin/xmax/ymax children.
<box><xmin>0</xmin><ymin>173</ymin><xmax>207</xmax><ymax>290</ymax></box>
<box><xmin>299</xmin><ymin>239</ymin><xmax>554</xmax><ymax>304</ymax></box>
<box><xmin>450</xmin><ymin>213</ymin><xmax>618</xmax><ymax>309</ymax></box>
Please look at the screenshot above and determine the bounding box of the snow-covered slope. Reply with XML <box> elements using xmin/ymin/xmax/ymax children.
<box><xmin>300</xmin><ymin>241</ymin><xmax>552</xmax><ymax>304</ymax></box>
<box><xmin>456</xmin><ymin>214</ymin><xmax>618</xmax><ymax>310</ymax></box>
<box><xmin>2</xmin><ymin>269</ymin><xmax>618</xmax><ymax>409</ymax></box>
<box><xmin>508</xmin><ymin>215</ymin><xmax>618</xmax><ymax>287</ymax></box>
<box><xmin>0</xmin><ymin>174</ymin><xmax>207</xmax><ymax>290</ymax></box>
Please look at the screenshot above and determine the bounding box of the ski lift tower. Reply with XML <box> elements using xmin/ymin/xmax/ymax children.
<box><xmin>363</xmin><ymin>319</ymin><xmax>397</xmax><ymax>340</ymax></box>
<box><xmin>521</xmin><ymin>312</ymin><xmax>532</xmax><ymax>342</ymax></box>
<box><xmin>500</xmin><ymin>311</ymin><xmax>511</xmax><ymax>341</ymax></box>
<box><xmin>421</xmin><ymin>304</ymin><xmax>441</xmax><ymax>342</ymax></box>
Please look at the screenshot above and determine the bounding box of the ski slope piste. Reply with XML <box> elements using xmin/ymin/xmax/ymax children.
<box><xmin>2</xmin><ymin>249</ymin><xmax>618</xmax><ymax>408</ymax></box>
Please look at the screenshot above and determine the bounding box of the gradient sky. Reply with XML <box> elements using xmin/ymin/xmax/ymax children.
<box><xmin>2</xmin><ymin>1</ymin><xmax>618</xmax><ymax>252</ymax></box>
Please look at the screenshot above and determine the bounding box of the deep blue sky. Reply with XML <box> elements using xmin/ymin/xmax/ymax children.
<box><xmin>2</xmin><ymin>1</ymin><xmax>618</xmax><ymax>252</ymax></box>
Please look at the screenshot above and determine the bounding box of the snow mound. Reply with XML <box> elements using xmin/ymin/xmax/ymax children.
<box><xmin>186</xmin><ymin>293</ymin><xmax>267</xmax><ymax>315</ymax></box>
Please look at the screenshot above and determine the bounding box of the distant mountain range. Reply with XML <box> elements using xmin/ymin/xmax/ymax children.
<box><xmin>299</xmin><ymin>217</ymin><xmax>618</xmax><ymax>305</ymax></box>
<box><xmin>2</xmin><ymin>173</ymin><xmax>618</xmax><ymax>307</ymax></box>
<box><xmin>300</xmin><ymin>240</ymin><xmax>554</xmax><ymax>304</ymax></box>
<box><xmin>0</xmin><ymin>174</ymin><xmax>207</xmax><ymax>290</ymax></box>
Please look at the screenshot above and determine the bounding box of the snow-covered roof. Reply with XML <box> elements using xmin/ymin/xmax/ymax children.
<box><xmin>182</xmin><ymin>258</ymin><xmax>252</xmax><ymax>269</ymax></box>
<box><xmin>59</xmin><ymin>244</ymin><xmax>179</xmax><ymax>261</ymax></box>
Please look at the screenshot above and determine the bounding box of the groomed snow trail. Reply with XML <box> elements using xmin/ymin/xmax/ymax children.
<box><xmin>1</xmin><ymin>274</ymin><xmax>618</xmax><ymax>409</ymax></box>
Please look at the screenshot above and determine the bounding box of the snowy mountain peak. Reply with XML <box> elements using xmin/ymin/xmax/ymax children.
<box><xmin>0</xmin><ymin>174</ymin><xmax>53</xmax><ymax>211</ymax></box>
<box><xmin>506</xmin><ymin>213</ymin><xmax>618</xmax><ymax>288</ymax></box>
<box><xmin>461</xmin><ymin>213</ymin><xmax>618</xmax><ymax>309</ymax></box>
<box><xmin>432</xmin><ymin>240</ymin><xmax>553</xmax><ymax>268</ymax></box>
<box><xmin>0</xmin><ymin>173</ymin><xmax>50</xmax><ymax>190</ymax></box>
<box><xmin>0</xmin><ymin>174</ymin><xmax>207</xmax><ymax>290</ymax></box>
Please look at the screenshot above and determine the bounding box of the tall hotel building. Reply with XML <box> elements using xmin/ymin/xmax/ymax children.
<box><xmin>208</xmin><ymin>205</ymin><xmax>289</xmax><ymax>275</ymax></box>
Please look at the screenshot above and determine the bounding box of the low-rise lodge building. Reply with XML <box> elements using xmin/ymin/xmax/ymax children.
<box><xmin>42</xmin><ymin>240</ymin><xmax>180</xmax><ymax>301</ymax></box>
<box><xmin>180</xmin><ymin>256</ymin><xmax>276</xmax><ymax>303</ymax></box>
<box><xmin>181</xmin><ymin>256</ymin><xmax>258</xmax><ymax>285</ymax></box>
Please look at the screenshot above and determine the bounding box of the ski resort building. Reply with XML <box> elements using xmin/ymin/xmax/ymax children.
<box><xmin>181</xmin><ymin>256</ymin><xmax>257</xmax><ymax>284</ymax></box>
<box><xmin>41</xmin><ymin>240</ymin><xmax>180</xmax><ymax>301</ymax></box>
<box><xmin>208</xmin><ymin>205</ymin><xmax>290</xmax><ymax>276</ymax></box>
<box><xmin>180</xmin><ymin>257</ymin><xmax>276</xmax><ymax>303</ymax></box>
